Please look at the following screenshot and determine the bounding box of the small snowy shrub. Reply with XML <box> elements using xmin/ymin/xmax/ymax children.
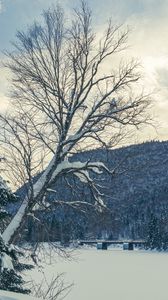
<box><xmin>0</xmin><ymin>177</ymin><xmax>33</xmax><ymax>293</ymax></box>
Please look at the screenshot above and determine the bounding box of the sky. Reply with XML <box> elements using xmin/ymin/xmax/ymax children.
<box><xmin>0</xmin><ymin>0</ymin><xmax>168</xmax><ymax>144</ymax></box>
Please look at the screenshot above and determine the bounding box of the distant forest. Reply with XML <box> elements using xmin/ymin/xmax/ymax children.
<box><xmin>17</xmin><ymin>140</ymin><xmax>168</xmax><ymax>247</ymax></box>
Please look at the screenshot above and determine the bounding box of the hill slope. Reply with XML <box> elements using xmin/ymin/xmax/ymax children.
<box><xmin>17</xmin><ymin>140</ymin><xmax>168</xmax><ymax>242</ymax></box>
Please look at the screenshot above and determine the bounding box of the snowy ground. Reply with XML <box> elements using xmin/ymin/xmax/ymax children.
<box><xmin>0</xmin><ymin>290</ymin><xmax>39</xmax><ymax>300</ymax></box>
<box><xmin>24</xmin><ymin>246</ymin><xmax>168</xmax><ymax>300</ymax></box>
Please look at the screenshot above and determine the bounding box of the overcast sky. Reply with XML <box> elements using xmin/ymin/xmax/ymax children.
<box><xmin>0</xmin><ymin>0</ymin><xmax>168</xmax><ymax>144</ymax></box>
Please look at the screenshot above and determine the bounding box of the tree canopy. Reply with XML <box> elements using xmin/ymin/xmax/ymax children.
<box><xmin>0</xmin><ymin>1</ymin><xmax>151</xmax><ymax>244</ymax></box>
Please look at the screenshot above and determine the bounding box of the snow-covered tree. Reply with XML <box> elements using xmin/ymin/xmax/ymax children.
<box><xmin>146</xmin><ymin>214</ymin><xmax>168</xmax><ymax>250</ymax></box>
<box><xmin>0</xmin><ymin>176</ymin><xmax>32</xmax><ymax>294</ymax></box>
<box><xmin>0</xmin><ymin>1</ymin><xmax>151</xmax><ymax>244</ymax></box>
<box><xmin>0</xmin><ymin>176</ymin><xmax>17</xmax><ymax>231</ymax></box>
<box><xmin>0</xmin><ymin>236</ymin><xmax>32</xmax><ymax>294</ymax></box>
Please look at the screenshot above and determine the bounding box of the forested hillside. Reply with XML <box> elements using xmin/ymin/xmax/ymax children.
<box><xmin>71</xmin><ymin>140</ymin><xmax>168</xmax><ymax>239</ymax></box>
<box><xmin>18</xmin><ymin>140</ymin><xmax>168</xmax><ymax>244</ymax></box>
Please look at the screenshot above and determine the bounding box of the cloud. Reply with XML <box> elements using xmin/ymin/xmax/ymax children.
<box><xmin>0</xmin><ymin>94</ymin><xmax>9</xmax><ymax>111</ymax></box>
<box><xmin>0</xmin><ymin>1</ymin><xmax>2</xmax><ymax>13</ymax></box>
<box><xmin>95</xmin><ymin>0</ymin><xmax>168</xmax><ymax>142</ymax></box>
<box><xmin>0</xmin><ymin>0</ymin><xmax>168</xmax><ymax>142</ymax></box>
<box><xmin>116</xmin><ymin>2</ymin><xmax>168</xmax><ymax>142</ymax></box>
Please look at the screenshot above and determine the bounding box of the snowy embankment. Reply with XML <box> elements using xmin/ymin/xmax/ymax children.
<box><xmin>0</xmin><ymin>290</ymin><xmax>39</xmax><ymax>300</ymax></box>
<box><xmin>27</xmin><ymin>246</ymin><xmax>168</xmax><ymax>300</ymax></box>
<box><xmin>1</xmin><ymin>246</ymin><xmax>168</xmax><ymax>300</ymax></box>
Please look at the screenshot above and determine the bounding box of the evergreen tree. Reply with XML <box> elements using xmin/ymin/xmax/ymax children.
<box><xmin>0</xmin><ymin>176</ymin><xmax>33</xmax><ymax>294</ymax></box>
<box><xmin>0</xmin><ymin>177</ymin><xmax>18</xmax><ymax>231</ymax></box>
<box><xmin>146</xmin><ymin>214</ymin><xmax>168</xmax><ymax>250</ymax></box>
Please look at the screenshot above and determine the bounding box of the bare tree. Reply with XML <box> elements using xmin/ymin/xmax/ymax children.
<box><xmin>30</xmin><ymin>272</ymin><xmax>73</xmax><ymax>300</ymax></box>
<box><xmin>0</xmin><ymin>1</ymin><xmax>150</xmax><ymax>244</ymax></box>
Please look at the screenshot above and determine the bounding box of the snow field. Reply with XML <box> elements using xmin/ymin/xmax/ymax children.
<box><xmin>25</xmin><ymin>247</ymin><xmax>168</xmax><ymax>300</ymax></box>
<box><xmin>0</xmin><ymin>290</ymin><xmax>39</xmax><ymax>300</ymax></box>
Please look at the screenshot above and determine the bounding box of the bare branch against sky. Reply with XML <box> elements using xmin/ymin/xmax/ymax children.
<box><xmin>0</xmin><ymin>0</ymin><xmax>167</xmax><ymax>141</ymax></box>
<box><xmin>0</xmin><ymin>2</ymin><xmax>151</xmax><ymax>244</ymax></box>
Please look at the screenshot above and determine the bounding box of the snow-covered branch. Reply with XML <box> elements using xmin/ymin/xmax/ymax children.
<box><xmin>0</xmin><ymin>1</ymin><xmax>151</xmax><ymax>243</ymax></box>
